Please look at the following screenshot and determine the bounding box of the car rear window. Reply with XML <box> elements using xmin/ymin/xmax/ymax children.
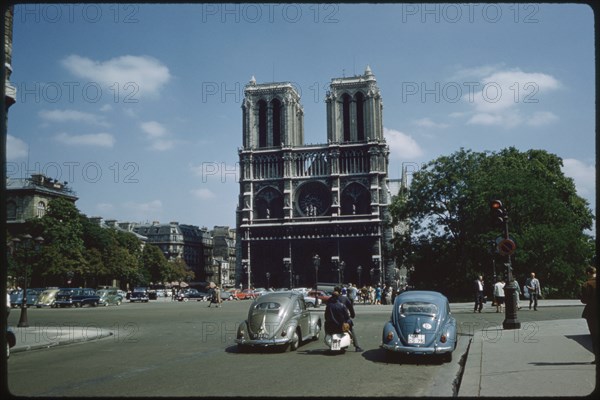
<box><xmin>400</xmin><ymin>301</ymin><xmax>438</xmax><ymax>316</ymax></box>
<box><xmin>254</xmin><ymin>302</ymin><xmax>281</xmax><ymax>311</ymax></box>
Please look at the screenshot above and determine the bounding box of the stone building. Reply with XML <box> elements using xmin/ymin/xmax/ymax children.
<box><xmin>208</xmin><ymin>226</ymin><xmax>236</xmax><ymax>287</ymax></box>
<box><xmin>131</xmin><ymin>221</ymin><xmax>212</xmax><ymax>283</ymax></box>
<box><xmin>6</xmin><ymin>173</ymin><xmax>78</xmax><ymax>236</ymax></box>
<box><xmin>236</xmin><ymin>67</ymin><xmax>395</xmax><ymax>289</ymax></box>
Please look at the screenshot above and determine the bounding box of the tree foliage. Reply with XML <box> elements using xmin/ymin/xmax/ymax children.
<box><xmin>390</xmin><ymin>148</ymin><xmax>594</xmax><ymax>300</ymax></box>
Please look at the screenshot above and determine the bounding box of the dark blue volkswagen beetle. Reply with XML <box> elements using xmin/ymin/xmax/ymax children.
<box><xmin>381</xmin><ymin>290</ymin><xmax>457</xmax><ymax>362</ymax></box>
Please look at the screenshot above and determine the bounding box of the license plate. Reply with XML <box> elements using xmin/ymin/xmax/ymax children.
<box><xmin>331</xmin><ymin>339</ymin><xmax>341</xmax><ymax>351</ymax></box>
<box><xmin>407</xmin><ymin>334</ymin><xmax>425</xmax><ymax>344</ymax></box>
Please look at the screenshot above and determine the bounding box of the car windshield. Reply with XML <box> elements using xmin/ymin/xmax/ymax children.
<box><xmin>399</xmin><ymin>301</ymin><xmax>438</xmax><ymax>316</ymax></box>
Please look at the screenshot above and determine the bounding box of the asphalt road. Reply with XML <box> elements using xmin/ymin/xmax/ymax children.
<box><xmin>6</xmin><ymin>299</ymin><xmax>583</xmax><ymax>397</ymax></box>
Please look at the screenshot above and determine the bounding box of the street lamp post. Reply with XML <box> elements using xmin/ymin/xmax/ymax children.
<box><xmin>331</xmin><ymin>256</ymin><xmax>340</xmax><ymax>284</ymax></box>
<box><xmin>283</xmin><ymin>257</ymin><xmax>292</xmax><ymax>289</ymax></box>
<box><xmin>266</xmin><ymin>272</ymin><xmax>271</xmax><ymax>289</ymax></box>
<box><xmin>490</xmin><ymin>200</ymin><xmax>520</xmax><ymax>330</ymax></box>
<box><xmin>11</xmin><ymin>234</ymin><xmax>44</xmax><ymax>328</ymax></box>
<box><xmin>312</xmin><ymin>254</ymin><xmax>320</xmax><ymax>307</ymax></box>
<box><xmin>357</xmin><ymin>265</ymin><xmax>362</xmax><ymax>287</ymax></box>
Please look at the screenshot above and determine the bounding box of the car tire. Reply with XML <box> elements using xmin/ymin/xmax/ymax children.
<box><xmin>6</xmin><ymin>342</ymin><xmax>10</xmax><ymax>359</ymax></box>
<box><xmin>289</xmin><ymin>329</ymin><xmax>300</xmax><ymax>352</ymax></box>
<box><xmin>442</xmin><ymin>351</ymin><xmax>453</xmax><ymax>363</ymax></box>
<box><xmin>313</xmin><ymin>323</ymin><xmax>321</xmax><ymax>340</ymax></box>
<box><xmin>116</xmin><ymin>300</ymin><xmax>121</xmax><ymax>306</ymax></box>
<box><xmin>183</xmin><ymin>298</ymin><xmax>189</xmax><ymax>302</ymax></box>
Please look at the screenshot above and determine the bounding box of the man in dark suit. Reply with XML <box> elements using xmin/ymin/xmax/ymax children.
<box><xmin>474</xmin><ymin>275</ymin><xmax>485</xmax><ymax>313</ymax></box>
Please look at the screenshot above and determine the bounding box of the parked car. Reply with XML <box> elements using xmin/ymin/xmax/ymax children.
<box><xmin>35</xmin><ymin>288</ymin><xmax>62</xmax><ymax>308</ymax></box>
<box><xmin>227</xmin><ymin>288</ymin><xmax>257</xmax><ymax>300</ymax></box>
<box><xmin>235</xmin><ymin>291</ymin><xmax>321</xmax><ymax>351</ymax></box>
<box><xmin>307</xmin><ymin>290</ymin><xmax>331</xmax><ymax>303</ymax></box>
<box><xmin>177</xmin><ymin>288</ymin><xmax>209</xmax><ymax>302</ymax></box>
<box><xmin>97</xmin><ymin>289</ymin><xmax>123</xmax><ymax>306</ymax></box>
<box><xmin>54</xmin><ymin>288</ymin><xmax>101</xmax><ymax>308</ymax></box>
<box><xmin>380</xmin><ymin>290</ymin><xmax>457</xmax><ymax>362</ymax></box>
<box><xmin>130</xmin><ymin>287</ymin><xmax>149</xmax><ymax>303</ymax></box>
<box><xmin>6</xmin><ymin>326</ymin><xmax>16</xmax><ymax>359</ymax></box>
<box><xmin>10</xmin><ymin>288</ymin><xmax>44</xmax><ymax>308</ymax></box>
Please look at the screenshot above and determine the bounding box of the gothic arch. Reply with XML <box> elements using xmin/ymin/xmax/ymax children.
<box><xmin>342</xmin><ymin>93</ymin><xmax>352</xmax><ymax>142</ymax></box>
<box><xmin>271</xmin><ymin>98</ymin><xmax>282</xmax><ymax>147</ymax></box>
<box><xmin>254</xmin><ymin>186</ymin><xmax>283</xmax><ymax>219</ymax></box>
<box><xmin>258</xmin><ymin>99</ymin><xmax>268</xmax><ymax>148</ymax></box>
<box><xmin>340</xmin><ymin>182</ymin><xmax>371</xmax><ymax>215</ymax></box>
<box><xmin>354</xmin><ymin>91</ymin><xmax>365</xmax><ymax>141</ymax></box>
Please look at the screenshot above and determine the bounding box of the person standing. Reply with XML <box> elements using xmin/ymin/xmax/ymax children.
<box><xmin>513</xmin><ymin>279</ymin><xmax>522</xmax><ymax>310</ymax></box>
<box><xmin>526</xmin><ymin>272</ymin><xmax>541</xmax><ymax>310</ymax></box>
<box><xmin>493</xmin><ymin>278</ymin><xmax>506</xmax><ymax>313</ymax></box>
<box><xmin>474</xmin><ymin>275</ymin><xmax>485</xmax><ymax>313</ymax></box>
<box><xmin>348</xmin><ymin>284</ymin><xmax>358</xmax><ymax>305</ymax></box>
<box><xmin>580</xmin><ymin>266</ymin><xmax>597</xmax><ymax>363</ymax></box>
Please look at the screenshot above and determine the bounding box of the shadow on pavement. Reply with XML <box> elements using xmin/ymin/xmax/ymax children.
<box><xmin>565</xmin><ymin>333</ymin><xmax>593</xmax><ymax>353</ymax></box>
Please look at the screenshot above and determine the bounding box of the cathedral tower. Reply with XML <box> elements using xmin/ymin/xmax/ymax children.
<box><xmin>326</xmin><ymin>66</ymin><xmax>383</xmax><ymax>143</ymax></box>
<box><xmin>242</xmin><ymin>78</ymin><xmax>304</xmax><ymax>149</ymax></box>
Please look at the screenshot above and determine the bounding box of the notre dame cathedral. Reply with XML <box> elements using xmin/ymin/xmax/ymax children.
<box><xmin>236</xmin><ymin>66</ymin><xmax>394</xmax><ymax>289</ymax></box>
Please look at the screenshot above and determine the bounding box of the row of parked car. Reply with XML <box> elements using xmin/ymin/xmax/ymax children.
<box><xmin>8</xmin><ymin>287</ymin><xmax>130</xmax><ymax>308</ymax></box>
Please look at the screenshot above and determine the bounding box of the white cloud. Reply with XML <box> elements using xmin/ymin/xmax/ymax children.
<box><xmin>55</xmin><ymin>132</ymin><xmax>116</xmax><ymax>147</ymax></box>
<box><xmin>526</xmin><ymin>111</ymin><xmax>559</xmax><ymax>127</ymax></box>
<box><xmin>6</xmin><ymin>135</ymin><xmax>29</xmax><ymax>160</ymax></box>
<box><xmin>123</xmin><ymin>200</ymin><xmax>163</xmax><ymax>215</ymax></box>
<box><xmin>384</xmin><ymin>127</ymin><xmax>424</xmax><ymax>160</ymax></box>
<box><xmin>39</xmin><ymin>109</ymin><xmax>110</xmax><ymax>127</ymax></box>
<box><xmin>140</xmin><ymin>121</ymin><xmax>168</xmax><ymax>138</ymax></box>
<box><xmin>191</xmin><ymin>188</ymin><xmax>217</xmax><ymax>200</ymax></box>
<box><xmin>62</xmin><ymin>54</ymin><xmax>171</xmax><ymax>98</ymax></box>
<box><xmin>413</xmin><ymin>118</ymin><xmax>449</xmax><ymax>129</ymax></box>
<box><xmin>458</xmin><ymin>66</ymin><xmax>560</xmax><ymax>128</ymax></box>
<box><xmin>140</xmin><ymin>121</ymin><xmax>176</xmax><ymax>151</ymax></box>
<box><xmin>562</xmin><ymin>159</ymin><xmax>595</xmax><ymax>198</ymax></box>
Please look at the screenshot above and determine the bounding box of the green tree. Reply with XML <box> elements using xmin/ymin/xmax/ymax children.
<box><xmin>391</xmin><ymin>148</ymin><xmax>594</xmax><ymax>300</ymax></box>
<box><xmin>140</xmin><ymin>244</ymin><xmax>168</xmax><ymax>284</ymax></box>
<box><xmin>28</xmin><ymin>198</ymin><xmax>86</xmax><ymax>286</ymax></box>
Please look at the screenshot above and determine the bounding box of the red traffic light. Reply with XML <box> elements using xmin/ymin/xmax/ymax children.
<box><xmin>490</xmin><ymin>200</ymin><xmax>503</xmax><ymax>210</ymax></box>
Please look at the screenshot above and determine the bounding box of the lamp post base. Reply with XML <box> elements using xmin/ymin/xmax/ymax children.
<box><xmin>502</xmin><ymin>284</ymin><xmax>521</xmax><ymax>330</ymax></box>
<box><xmin>17</xmin><ymin>307</ymin><xmax>29</xmax><ymax>328</ymax></box>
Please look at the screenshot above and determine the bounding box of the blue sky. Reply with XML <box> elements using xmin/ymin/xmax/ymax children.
<box><xmin>6</xmin><ymin>3</ymin><xmax>595</xmax><ymax>231</ymax></box>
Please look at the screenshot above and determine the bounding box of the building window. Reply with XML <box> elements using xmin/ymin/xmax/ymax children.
<box><xmin>36</xmin><ymin>201</ymin><xmax>46</xmax><ymax>218</ymax></box>
<box><xmin>271</xmin><ymin>98</ymin><xmax>282</xmax><ymax>146</ymax></box>
<box><xmin>355</xmin><ymin>92</ymin><xmax>365</xmax><ymax>141</ymax></box>
<box><xmin>7</xmin><ymin>201</ymin><xmax>17</xmax><ymax>220</ymax></box>
<box><xmin>258</xmin><ymin>100</ymin><xmax>267</xmax><ymax>148</ymax></box>
<box><xmin>342</xmin><ymin>93</ymin><xmax>351</xmax><ymax>142</ymax></box>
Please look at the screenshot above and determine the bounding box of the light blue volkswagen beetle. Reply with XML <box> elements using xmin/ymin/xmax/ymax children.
<box><xmin>381</xmin><ymin>290</ymin><xmax>457</xmax><ymax>362</ymax></box>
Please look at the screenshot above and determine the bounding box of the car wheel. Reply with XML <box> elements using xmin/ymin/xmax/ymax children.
<box><xmin>183</xmin><ymin>298</ymin><xmax>189</xmax><ymax>302</ymax></box>
<box><xmin>6</xmin><ymin>342</ymin><xmax>9</xmax><ymax>359</ymax></box>
<box><xmin>116</xmin><ymin>300</ymin><xmax>121</xmax><ymax>306</ymax></box>
<box><xmin>74</xmin><ymin>302</ymin><xmax>80</xmax><ymax>308</ymax></box>
<box><xmin>289</xmin><ymin>329</ymin><xmax>300</xmax><ymax>352</ymax></box>
<box><xmin>442</xmin><ymin>351</ymin><xmax>453</xmax><ymax>363</ymax></box>
<box><xmin>313</xmin><ymin>322</ymin><xmax>321</xmax><ymax>340</ymax></box>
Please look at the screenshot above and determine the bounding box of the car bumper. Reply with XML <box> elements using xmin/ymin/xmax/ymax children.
<box><xmin>381</xmin><ymin>342</ymin><xmax>454</xmax><ymax>354</ymax></box>
<box><xmin>235</xmin><ymin>337</ymin><xmax>291</xmax><ymax>347</ymax></box>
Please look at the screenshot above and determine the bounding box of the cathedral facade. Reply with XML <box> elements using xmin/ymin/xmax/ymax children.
<box><xmin>236</xmin><ymin>67</ymin><xmax>394</xmax><ymax>289</ymax></box>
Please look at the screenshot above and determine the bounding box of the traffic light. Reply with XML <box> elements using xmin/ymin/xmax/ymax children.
<box><xmin>489</xmin><ymin>200</ymin><xmax>507</xmax><ymax>226</ymax></box>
